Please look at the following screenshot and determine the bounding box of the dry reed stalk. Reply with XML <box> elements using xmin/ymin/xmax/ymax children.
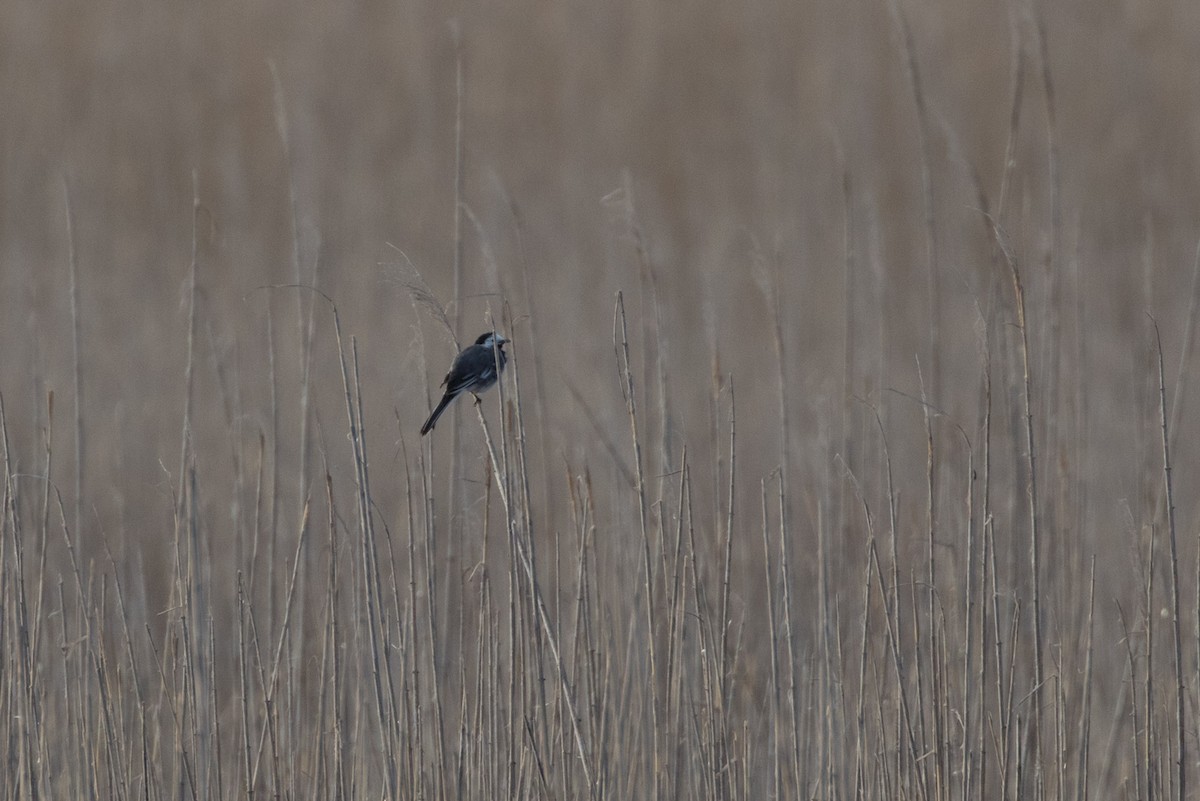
<box><xmin>1075</xmin><ymin>557</ymin><xmax>1096</xmax><ymax>801</ymax></box>
<box><xmin>718</xmin><ymin>377</ymin><xmax>735</xmax><ymax>800</ymax></box>
<box><xmin>663</xmin><ymin>449</ymin><xmax>689</xmax><ymax>799</ymax></box>
<box><xmin>1144</xmin><ymin>521</ymin><xmax>1155</xmax><ymax>801</ymax></box>
<box><xmin>760</xmin><ymin>475</ymin><xmax>781</xmax><ymax>800</ymax></box>
<box><xmin>838</xmin><ymin>452</ymin><xmax>873</xmax><ymax>801</ymax></box>
<box><xmin>612</xmin><ymin>290</ymin><xmax>660</xmax><ymax>798</ymax></box>
<box><xmin>445</xmin><ymin>31</ymin><xmax>467</xmax><ymax>573</ymax></box>
<box><xmin>1151</xmin><ymin>316</ymin><xmax>1186</xmax><ymax>800</ymax></box>
<box><xmin>3</xmin><ymin>392</ymin><xmax>44</xmax><ymax>799</ymax></box>
<box><xmin>775</xmin><ymin>473</ymin><xmax>801</xmax><ymax>792</ymax></box>
<box><xmin>269</xmin><ymin>61</ymin><xmax>316</xmax><ymax>527</ymax></box>
<box><xmin>853</xmin><ymin>532</ymin><xmax>873</xmax><ymax>801</ymax></box>
<box><xmin>62</xmin><ymin>179</ymin><xmax>85</xmax><ymax>551</ymax></box>
<box><xmin>885</xmin><ymin>0</ymin><xmax>940</xmax><ymax>402</ymax></box>
<box><xmin>993</xmin><ymin>221</ymin><xmax>1046</xmax><ymax>773</ymax></box>
<box><xmin>472</xmin><ymin>332</ymin><xmax>595</xmax><ymax>797</ymax></box>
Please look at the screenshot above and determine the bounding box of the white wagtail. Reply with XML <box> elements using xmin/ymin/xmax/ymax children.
<box><xmin>420</xmin><ymin>332</ymin><xmax>509</xmax><ymax>435</ymax></box>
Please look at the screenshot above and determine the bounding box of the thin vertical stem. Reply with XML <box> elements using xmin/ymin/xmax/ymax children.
<box><xmin>1151</xmin><ymin>316</ymin><xmax>1186</xmax><ymax>801</ymax></box>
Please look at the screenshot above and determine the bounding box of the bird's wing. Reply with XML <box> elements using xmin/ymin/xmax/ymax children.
<box><xmin>445</xmin><ymin>366</ymin><xmax>493</xmax><ymax>395</ymax></box>
<box><xmin>444</xmin><ymin>346</ymin><xmax>496</xmax><ymax>395</ymax></box>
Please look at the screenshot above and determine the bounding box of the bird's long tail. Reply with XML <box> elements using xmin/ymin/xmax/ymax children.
<box><xmin>420</xmin><ymin>393</ymin><xmax>456</xmax><ymax>435</ymax></box>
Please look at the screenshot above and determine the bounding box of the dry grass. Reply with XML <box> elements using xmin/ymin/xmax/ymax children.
<box><xmin>3</xmin><ymin>1</ymin><xmax>1200</xmax><ymax>798</ymax></box>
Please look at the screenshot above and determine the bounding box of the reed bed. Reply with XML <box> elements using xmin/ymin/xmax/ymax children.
<box><xmin>3</xmin><ymin>2</ymin><xmax>1200</xmax><ymax>798</ymax></box>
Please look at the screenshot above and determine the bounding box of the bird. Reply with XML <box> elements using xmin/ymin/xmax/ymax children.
<box><xmin>420</xmin><ymin>332</ymin><xmax>509</xmax><ymax>435</ymax></box>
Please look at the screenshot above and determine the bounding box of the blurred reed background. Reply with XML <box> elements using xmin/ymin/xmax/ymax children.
<box><xmin>3</xmin><ymin>0</ymin><xmax>1200</xmax><ymax>798</ymax></box>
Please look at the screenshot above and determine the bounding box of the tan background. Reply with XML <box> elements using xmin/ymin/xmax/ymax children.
<box><xmin>3</xmin><ymin>0</ymin><xmax>1200</xmax><ymax>796</ymax></box>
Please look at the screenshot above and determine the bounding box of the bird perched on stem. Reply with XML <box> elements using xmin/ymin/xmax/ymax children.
<box><xmin>420</xmin><ymin>332</ymin><xmax>509</xmax><ymax>435</ymax></box>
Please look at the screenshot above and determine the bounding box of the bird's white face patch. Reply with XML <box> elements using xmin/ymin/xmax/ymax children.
<box><xmin>481</xmin><ymin>333</ymin><xmax>507</xmax><ymax>348</ymax></box>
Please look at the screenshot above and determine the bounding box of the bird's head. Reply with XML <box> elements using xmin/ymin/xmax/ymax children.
<box><xmin>475</xmin><ymin>332</ymin><xmax>509</xmax><ymax>349</ymax></box>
